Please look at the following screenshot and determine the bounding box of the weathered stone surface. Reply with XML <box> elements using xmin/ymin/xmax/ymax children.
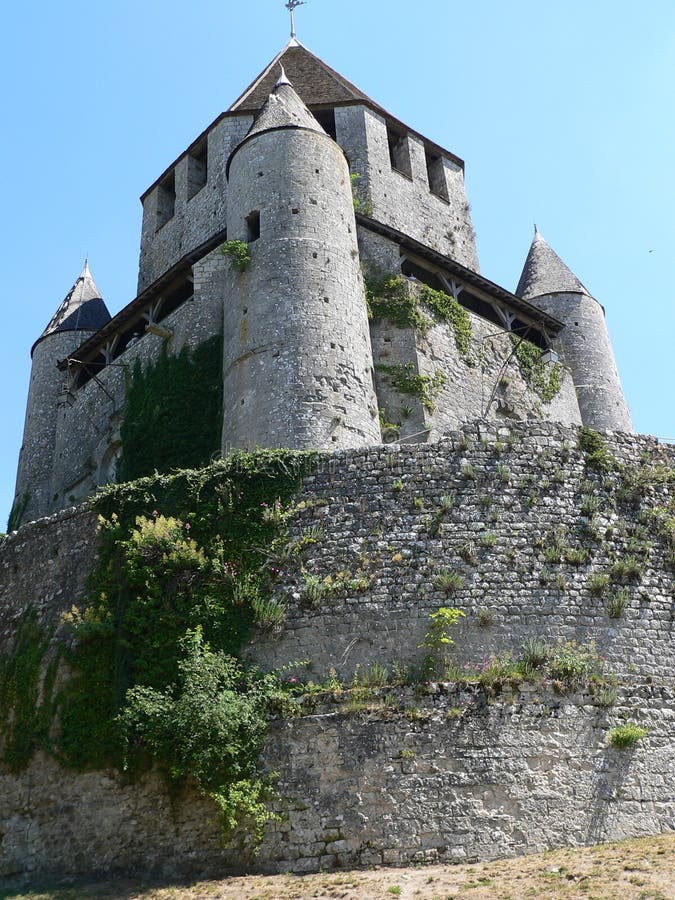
<box><xmin>0</xmin><ymin>421</ymin><xmax>673</xmax><ymax>882</ymax></box>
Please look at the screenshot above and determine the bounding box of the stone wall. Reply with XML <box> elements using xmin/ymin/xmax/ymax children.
<box><xmin>137</xmin><ymin>115</ymin><xmax>253</xmax><ymax>293</ymax></box>
<box><xmin>1</xmin><ymin>421</ymin><xmax>673</xmax><ymax>882</ymax></box>
<box><xmin>46</xmin><ymin>250</ymin><xmax>225</xmax><ymax>514</ymax></box>
<box><xmin>336</xmin><ymin>106</ymin><xmax>479</xmax><ymax>271</ymax></box>
<box><xmin>253</xmin><ymin>423</ymin><xmax>673</xmax><ymax>682</ymax></box>
<box><xmin>1</xmin><ymin>684</ymin><xmax>672</xmax><ymax>882</ymax></box>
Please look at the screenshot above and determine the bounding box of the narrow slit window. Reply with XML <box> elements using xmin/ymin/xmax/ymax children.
<box><xmin>386</xmin><ymin>124</ymin><xmax>412</xmax><ymax>178</ymax></box>
<box><xmin>246</xmin><ymin>210</ymin><xmax>260</xmax><ymax>242</ymax></box>
<box><xmin>312</xmin><ymin>108</ymin><xmax>337</xmax><ymax>141</ymax></box>
<box><xmin>425</xmin><ymin>150</ymin><xmax>449</xmax><ymax>201</ymax></box>
<box><xmin>187</xmin><ymin>140</ymin><xmax>208</xmax><ymax>199</ymax></box>
<box><xmin>156</xmin><ymin>171</ymin><xmax>175</xmax><ymax>230</ymax></box>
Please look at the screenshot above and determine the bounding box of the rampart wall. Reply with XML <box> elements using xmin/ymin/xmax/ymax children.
<box><xmin>1</xmin><ymin>422</ymin><xmax>673</xmax><ymax>882</ymax></box>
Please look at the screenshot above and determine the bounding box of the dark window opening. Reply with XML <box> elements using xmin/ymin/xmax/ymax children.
<box><xmin>246</xmin><ymin>210</ymin><xmax>260</xmax><ymax>242</ymax></box>
<box><xmin>312</xmin><ymin>107</ymin><xmax>337</xmax><ymax>140</ymax></box>
<box><xmin>187</xmin><ymin>141</ymin><xmax>208</xmax><ymax>199</ymax></box>
<box><xmin>425</xmin><ymin>150</ymin><xmax>449</xmax><ymax>201</ymax></box>
<box><xmin>156</xmin><ymin>171</ymin><xmax>176</xmax><ymax>230</ymax></box>
<box><xmin>387</xmin><ymin>124</ymin><xmax>412</xmax><ymax>178</ymax></box>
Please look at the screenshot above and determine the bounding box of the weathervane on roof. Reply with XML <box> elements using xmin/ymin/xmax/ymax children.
<box><xmin>285</xmin><ymin>0</ymin><xmax>305</xmax><ymax>39</ymax></box>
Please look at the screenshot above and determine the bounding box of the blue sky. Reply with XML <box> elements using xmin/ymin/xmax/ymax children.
<box><xmin>1</xmin><ymin>0</ymin><xmax>674</xmax><ymax>526</ymax></box>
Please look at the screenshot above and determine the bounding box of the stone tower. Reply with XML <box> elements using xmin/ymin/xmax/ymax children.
<box><xmin>516</xmin><ymin>229</ymin><xmax>632</xmax><ymax>432</ymax></box>
<box><xmin>222</xmin><ymin>70</ymin><xmax>381</xmax><ymax>451</ymax></box>
<box><xmin>12</xmin><ymin>262</ymin><xmax>111</xmax><ymax>526</ymax></box>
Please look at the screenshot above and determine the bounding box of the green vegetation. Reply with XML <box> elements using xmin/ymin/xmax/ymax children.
<box><xmin>376</xmin><ymin>363</ymin><xmax>446</xmax><ymax>411</ymax></box>
<box><xmin>419</xmin><ymin>284</ymin><xmax>472</xmax><ymax>356</ymax></box>
<box><xmin>511</xmin><ymin>336</ymin><xmax>563</xmax><ymax>402</ymax></box>
<box><xmin>365</xmin><ymin>274</ymin><xmax>428</xmax><ymax>331</ymax></box>
<box><xmin>117</xmin><ymin>337</ymin><xmax>223</xmax><ymax>483</ymax></box>
<box><xmin>419</xmin><ymin>606</ymin><xmax>466</xmax><ymax>676</ymax></box>
<box><xmin>608</xmin><ymin>722</ymin><xmax>649</xmax><ymax>748</ymax></box>
<box><xmin>607</xmin><ymin>587</ymin><xmax>630</xmax><ymax>619</ymax></box>
<box><xmin>6</xmin><ymin>490</ymin><xmax>30</xmax><ymax>532</ymax></box>
<box><xmin>579</xmin><ymin>427</ymin><xmax>617</xmax><ymax>474</ymax></box>
<box><xmin>221</xmin><ymin>240</ymin><xmax>252</xmax><ymax>272</ymax></box>
<box><xmin>0</xmin><ymin>608</ymin><xmax>58</xmax><ymax>771</ymax></box>
<box><xmin>1</xmin><ymin>450</ymin><xmax>320</xmax><ymax>842</ymax></box>
<box><xmin>365</xmin><ymin>275</ymin><xmax>473</xmax><ymax>357</ymax></box>
<box><xmin>434</xmin><ymin>570</ymin><xmax>464</xmax><ymax>594</ymax></box>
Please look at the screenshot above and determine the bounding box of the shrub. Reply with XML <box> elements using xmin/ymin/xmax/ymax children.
<box><xmin>419</xmin><ymin>607</ymin><xmax>466</xmax><ymax>676</ymax></box>
<box><xmin>610</xmin><ymin>555</ymin><xmax>643</xmax><ymax>583</ymax></box>
<box><xmin>221</xmin><ymin>240</ymin><xmax>252</xmax><ymax>272</ymax></box>
<box><xmin>548</xmin><ymin>640</ymin><xmax>604</xmax><ymax>688</ymax></box>
<box><xmin>607</xmin><ymin>587</ymin><xmax>630</xmax><ymax>619</ymax></box>
<box><xmin>608</xmin><ymin>723</ymin><xmax>649</xmax><ymax>748</ymax></box>
<box><xmin>434</xmin><ymin>571</ymin><xmax>464</xmax><ymax>594</ymax></box>
<box><xmin>579</xmin><ymin>427</ymin><xmax>616</xmax><ymax>473</ymax></box>
<box><xmin>588</xmin><ymin>572</ymin><xmax>610</xmax><ymax>596</ymax></box>
<box><xmin>519</xmin><ymin>637</ymin><xmax>549</xmax><ymax>673</ymax></box>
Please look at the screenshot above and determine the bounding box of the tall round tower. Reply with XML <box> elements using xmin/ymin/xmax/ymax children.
<box><xmin>12</xmin><ymin>262</ymin><xmax>111</xmax><ymax>527</ymax></box>
<box><xmin>221</xmin><ymin>70</ymin><xmax>381</xmax><ymax>451</ymax></box>
<box><xmin>516</xmin><ymin>228</ymin><xmax>632</xmax><ymax>433</ymax></box>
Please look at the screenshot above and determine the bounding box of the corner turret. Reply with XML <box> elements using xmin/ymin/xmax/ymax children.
<box><xmin>221</xmin><ymin>71</ymin><xmax>380</xmax><ymax>451</ymax></box>
<box><xmin>516</xmin><ymin>229</ymin><xmax>632</xmax><ymax>432</ymax></box>
<box><xmin>12</xmin><ymin>263</ymin><xmax>111</xmax><ymax>527</ymax></box>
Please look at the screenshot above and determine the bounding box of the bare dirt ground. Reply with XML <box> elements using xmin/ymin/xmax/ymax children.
<box><xmin>2</xmin><ymin>833</ymin><xmax>673</xmax><ymax>900</ymax></box>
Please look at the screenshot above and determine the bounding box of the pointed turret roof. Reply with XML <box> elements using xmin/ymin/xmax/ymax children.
<box><xmin>33</xmin><ymin>261</ymin><xmax>111</xmax><ymax>355</ymax></box>
<box><xmin>228</xmin><ymin>39</ymin><xmax>380</xmax><ymax>114</ymax></box>
<box><xmin>245</xmin><ymin>67</ymin><xmax>326</xmax><ymax>139</ymax></box>
<box><xmin>227</xmin><ymin>70</ymin><xmax>327</xmax><ymax>176</ymax></box>
<box><xmin>516</xmin><ymin>227</ymin><xmax>590</xmax><ymax>300</ymax></box>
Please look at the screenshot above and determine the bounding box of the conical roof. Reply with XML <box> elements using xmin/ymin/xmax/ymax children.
<box><xmin>246</xmin><ymin>68</ymin><xmax>326</xmax><ymax>139</ymax></box>
<box><xmin>227</xmin><ymin>70</ymin><xmax>327</xmax><ymax>176</ymax></box>
<box><xmin>516</xmin><ymin>227</ymin><xmax>590</xmax><ymax>300</ymax></box>
<box><xmin>228</xmin><ymin>40</ymin><xmax>380</xmax><ymax>114</ymax></box>
<box><xmin>33</xmin><ymin>260</ymin><xmax>111</xmax><ymax>354</ymax></box>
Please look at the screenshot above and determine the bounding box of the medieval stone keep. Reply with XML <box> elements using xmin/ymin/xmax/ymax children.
<box><xmin>12</xmin><ymin>38</ymin><xmax>632</xmax><ymax>528</ymax></box>
<box><xmin>3</xmin><ymin>38</ymin><xmax>669</xmax><ymax>887</ymax></box>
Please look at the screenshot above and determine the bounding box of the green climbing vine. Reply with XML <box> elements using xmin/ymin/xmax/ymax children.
<box><xmin>376</xmin><ymin>363</ymin><xmax>446</xmax><ymax>411</ymax></box>
<box><xmin>1</xmin><ymin>450</ymin><xmax>319</xmax><ymax>843</ymax></box>
<box><xmin>511</xmin><ymin>336</ymin><xmax>563</xmax><ymax>402</ymax></box>
<box><xmin>0</xmin><ymin>608</ymin><xmax>59</xmax><ymax>772</ymax></box>
<box><xmin>419</xmin><ymin>285</ymin><xmax>472</xmax><ymax>356</ymax></box>
<box><xmin>117</xmin><ymin>336</ymin><xmax>223</xmax><ymax>483</ymax></box>
<box><xmin>365</xmin><ymin>274</ymin><xmax>472</xmax><ymax>358</ymax></box>
<box><xmin>6</xmin><ymin>491</ymin><xmax>30</xmax><ymax>533</ymax></box>
<box><xmin>365</xmin><ymin>274</ymin><xmax>429</xmax><ymax>331</ymax></box>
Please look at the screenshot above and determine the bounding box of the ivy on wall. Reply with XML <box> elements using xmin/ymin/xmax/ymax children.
<box><xmin>0</xmin><ymin>608</ymin><xmax>59</xmax><ymax>772</ymax></box>
<box><xmin>117</xmin><ymin>336</ymin><xmax>224</xmax><ymax>483</ymax></box>
<box><xmin>511</xmin><ymin>336</ymin><xmax>563</xmax><ymax>403</ymax></box>
<box><xmin>365</xmin><ymin>274</ymin><xmax>472</xmax><ymax>359</ymax></box>
<box><xmin>0</xmin><ymin>450</ymin><xmax>319</xmax><ymax>843</ymax></box>
<box><xmin>376</xmin><ymin>363</ymin><xmax>446</xmax><ymax>412</ymax></box>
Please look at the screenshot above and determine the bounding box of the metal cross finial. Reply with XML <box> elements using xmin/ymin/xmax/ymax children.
<box><xmin>286</xmin><ymin>0</ymin><xmax>305</xmax><ymax>39</ymax></box>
